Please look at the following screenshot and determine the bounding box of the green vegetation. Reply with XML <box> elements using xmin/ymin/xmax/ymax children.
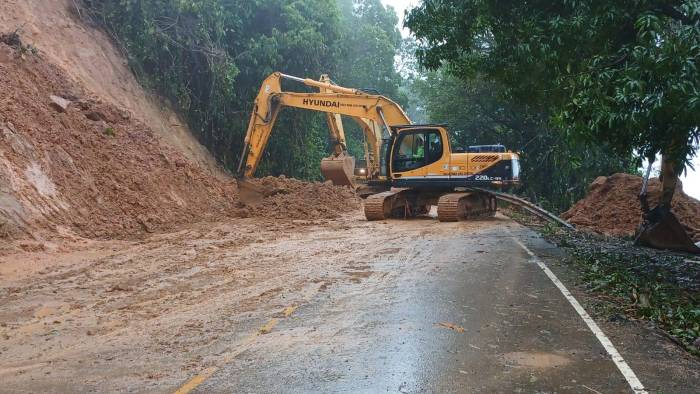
<box><xmin>555</xmin><ymin>231</ymin><xmax>700</xmax><ymax>355</ymax></box>
<box><xmin>406</xmin><ymin>0</ymin><xmax>700</xmax><ymax>204</ymax></box>
<box><xmin>81</xmin><ymin>0</ymin><xmax>402</xmax><ymax>179</ymax></box>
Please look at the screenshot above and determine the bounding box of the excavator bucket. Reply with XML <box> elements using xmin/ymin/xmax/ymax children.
<box><xmin>236</xmin><ymin>177</ymin><xmax>273</xmax><ymax>206</ymax></box>
<box><xmin>321</xmin><ymin>152</ymin><xmax>355</xmax><ymax>187</ymax></box>
<box><xmin>636</xmin><ymin>206</ymin><xmax>700</xmax><ymax>254</ymax></box>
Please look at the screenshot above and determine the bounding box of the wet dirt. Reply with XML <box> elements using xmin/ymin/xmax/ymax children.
<box><xmin>502</xmin><ymin>352</ymin><xmax>572</xmax><ymax>369</ymax></box>
<box><xmin>562</xmin><ymin>173</ymin><xmax>700</xmax><ymax>242</ymax></box>
<box><xmin>241</xmin><ymin>176</ymin><xmax>360</xmax><ymax>220</ymax></box>
<box><xmin>0</xmin><ymin>0</ymin><xmax>222</xmax><ymax>175</ymax></box>
<box><xmin>0</xmin><ymin>42</ymin><xmax>242</xmax><ymax>244</ymax></box>
<box><xmin>0</xmin><ymin>42</ymin><xmax>358</xmax><ymax>251</ymax></box>
<box><xmin>0</xmin><ymin>214</ymin><xmax>355</xmax><ymax>391</ymax></box>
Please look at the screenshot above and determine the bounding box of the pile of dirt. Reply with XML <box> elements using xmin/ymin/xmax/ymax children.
<box><xmin>0</xmin><ymin>42</ymin><xmax>242</xmax><ymax>242</ymax></box>
<box><xmin>241</xmin><ymin>176</ymin><xmax>360</xmax><ymax>220</ymax></box>
<box><xmin>562</xmin><ymin>173</ymin><xmax>700</xmax><ymax>242</ymax></box>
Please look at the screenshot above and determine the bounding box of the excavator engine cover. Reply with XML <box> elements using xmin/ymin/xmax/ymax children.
<box><xmin>321</xmin><ymin>152</ymin><xmax>355</xmax><ymax>187</ymax></box>
<box><xmin>636</xmin><ymin>206</ymin><xmax>700</xmax><ymax>254</ymax></box>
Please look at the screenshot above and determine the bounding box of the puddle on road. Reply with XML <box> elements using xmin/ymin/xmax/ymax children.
<box><xmin>502</xmin><ymin>351</ymin><xmax>571</xmax><ymax>369</ymax></box>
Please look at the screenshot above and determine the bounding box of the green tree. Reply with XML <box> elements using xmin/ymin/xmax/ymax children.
<box><xmin>84</xmin><ymin>0</ymin><xmax>406</xmax><ymax>180</ymax></box>
<box><xmin>84</xmin><ymin>0</ymin><xmax>343</xmax><ymax>179</ymax></box>
<box><xmin>334</xmin><ymin>0</ymin><xmax>406</xmax><ymax>159</ymax></box>
<box><xmin>407</xmin><ymin>0</ymin><xmax>700</xmax><ymax>206</ymax></box>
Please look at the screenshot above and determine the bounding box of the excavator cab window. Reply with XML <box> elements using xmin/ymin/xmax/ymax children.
<box><xmin>380</xmin><ymin>138</ymin><xmax>391</xmax><ymax>177</ymax></box>
<box><xmin>427</xmin><ymin>132</ymin><xmax>443</xmax><ymax>162</ymax></box>
<box><xmin>392</xmin><ymin>129</ymin><xmax>443</xmax><ymax>173</ymax></box>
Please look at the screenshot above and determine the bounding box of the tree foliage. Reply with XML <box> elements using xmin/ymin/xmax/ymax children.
<box><xmin>406</xmin><ymin>1</ymin><xmax>700</xmax><ymax>177</ymax></box>
<box><xmin>334</xmin><ymin>0</ymin><xmax>405</xmax><ymax>158</ymax></box>
<box><xmin>83</xmin><ymin>0</ymin><xmax>403</xmax><ymax>179</ymax></box>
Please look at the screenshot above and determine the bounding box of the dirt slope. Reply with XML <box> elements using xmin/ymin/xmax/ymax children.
<box><xmin>0</xmin><ymin>41</ymin><xmax>242</xmax><ymax>242</ymax></box>
<box><xmin>0</xmin><ymin>0</ymin><xmax>221</xmax><ymax>176</ymax></box>
<box><xmin>562</xmin><ymin>173</ymin><xmax>700</xmax><ymax>242</ymax></box>
<box><xmin>0</xmin><ymin>40</ymin><xmax>359</xmax><ymax>248</ymax></box>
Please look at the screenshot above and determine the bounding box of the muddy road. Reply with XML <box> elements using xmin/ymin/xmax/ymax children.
<box><xmin>1</xmin><ymin>213</ymin><xmax>698</xmax><ymax>393</ymax></box>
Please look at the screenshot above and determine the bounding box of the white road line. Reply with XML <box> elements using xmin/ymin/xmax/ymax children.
<box><xmin>513</xmin><ymin>238</ymin><xmax>648</xmax><ymax>394</ymax></box>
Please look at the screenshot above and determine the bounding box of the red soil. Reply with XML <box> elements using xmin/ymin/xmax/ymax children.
<box><xmin>561</xmin><ymin>173</ymin><xmax>699</xmax><ymax>242</ymax></box>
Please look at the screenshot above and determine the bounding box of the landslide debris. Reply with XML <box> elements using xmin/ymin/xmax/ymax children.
<box><xmin>0</xmin><ymin>40</ymin><xmax>359</xmax><ymax>244</ymax></box>
<box><xmin>0</xmin><ymin>0</ymin><xmax>222</xmax><ymax>175</ymax></box>
<box><xmin>562</xmin><ymin>173</ymin><xmax>700</xmax><ymax>242</ymax></box>
<box><xmin>0</xmin><ymin>41</ymin><xmax>239</xmax><ymax>240</ymax></box>
<box><xmin>241</xmin><ymin>176</ymin><xmax>360</xmax><ymax>220</ymax></box>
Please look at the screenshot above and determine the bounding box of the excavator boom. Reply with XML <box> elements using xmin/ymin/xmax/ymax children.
<box><xmin>237</xmin><ymin>72</ymin><xmax>410</xmax><ymax>186</ymax></box>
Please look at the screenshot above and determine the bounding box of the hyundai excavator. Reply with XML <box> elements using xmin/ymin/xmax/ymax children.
<box><xmin>237</xmin><ymin>72</ymin><xmax>521</xmax><ymax>221</ymax></box>
<box><xmin>236</xmin><ymin>72</ymin><xmax>698</xmax><ymax>253</ymax></box>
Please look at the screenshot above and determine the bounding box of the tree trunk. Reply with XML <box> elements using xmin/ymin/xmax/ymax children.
<box><xmin>658</xmin><ymin>153</ymin><xmax>678</xmax><ymax>209</ymax></box>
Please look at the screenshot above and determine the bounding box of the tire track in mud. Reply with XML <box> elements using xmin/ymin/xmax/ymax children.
<box><xmin>176</xmin><ymin>224</ymin><xmax>434</xmax><ymax>393</ymax></box>
<box><xmin>1</xmin><ymin>214</ymin><xmax>404</xmax><ymax>390</ymax></box>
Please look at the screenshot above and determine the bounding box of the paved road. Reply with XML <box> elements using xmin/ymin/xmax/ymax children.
<box><xmin>5</xmin><ymin>213</ymin><xmax>696</xmax><ymax>392</ymax></box>
<box><xmin>194</xmin><ymin>217</ymin><xmax>636</xmax><ymax>393</ymax></box>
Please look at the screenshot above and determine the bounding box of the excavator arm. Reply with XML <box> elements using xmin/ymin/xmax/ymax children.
<box><xmin>236</xmin><ymin>72</ymin><xmax>411</xmax><ymax>182</ymax></box>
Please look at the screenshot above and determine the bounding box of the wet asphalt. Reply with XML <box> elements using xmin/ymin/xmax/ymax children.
<box><xmin>195</xmin><ymin>221</ymin><xmax>633</xmax><ymax>393</ymax></box>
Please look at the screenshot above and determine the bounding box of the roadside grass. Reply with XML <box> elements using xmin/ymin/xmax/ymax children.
<box><xmin>543</xmin><ymin>224</ymin><xmax>700</xmax><ymax>356</ymax></box>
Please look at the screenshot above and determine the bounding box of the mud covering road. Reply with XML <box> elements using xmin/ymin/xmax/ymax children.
<box><xmin>1</xmin><ymin>214</ymin><xmax>698</xmax><ymax>393</ymax></box>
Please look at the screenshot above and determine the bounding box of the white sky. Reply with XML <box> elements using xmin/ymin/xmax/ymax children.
<box><xmin>381</xmin><ymin>0</ymin><xmax>415</xmax><ymax>37</ymax></box>
<box><xmin>380</xmin><ymin>0</ymin><xmax>700</xmax><ymax>198</ymax></box>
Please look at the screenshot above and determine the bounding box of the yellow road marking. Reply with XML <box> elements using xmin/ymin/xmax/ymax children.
<box><xmin>173</xmin><ymin>303</ymin><xmax>300</xmax><ymax>394</ymax></box>
<box><xmin>258</xmin><ymin>318</ymin><xmax>278</xmax><ymax>335</ymax></box>
<box><xmin>282</xmin><ymin>305</ymin><xmax>298</xmax><ymax>317</ymax></box>
<box><xmin>173</xmin><ymin>367</ymin><xmax>217</xmax><ymax>394</ymax></box>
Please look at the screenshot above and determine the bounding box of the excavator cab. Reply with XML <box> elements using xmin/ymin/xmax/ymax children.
<box><xmin>364</xmin><ymin>125</ymin><xmax>520</xmax><ymax>221</ymax></box>
<box><xmin>384</xmin><ymin>125</ymin><xmax>520</xmax><ymax>189</ymax></box>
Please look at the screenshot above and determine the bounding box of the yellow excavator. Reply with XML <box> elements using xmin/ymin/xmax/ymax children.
<box><xmin>237</xmin><ymin>72</ymin><xmax>697</xmax><ymax>253</ymax></box>
<box><xmin>237</xmin><ymin>72</ymin><xmax>521</xmax><ymax>221</ymax></box>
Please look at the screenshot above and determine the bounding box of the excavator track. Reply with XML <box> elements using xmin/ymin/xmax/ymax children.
<box><xmin>364</xmin><ymin>190</ymin><xmax>401</xmax><ymax>221</ymax></box>
<box><xmin>437</xmin><ymin>192</ymin><xmax>496</xmax><ymax>222</ymax></box>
